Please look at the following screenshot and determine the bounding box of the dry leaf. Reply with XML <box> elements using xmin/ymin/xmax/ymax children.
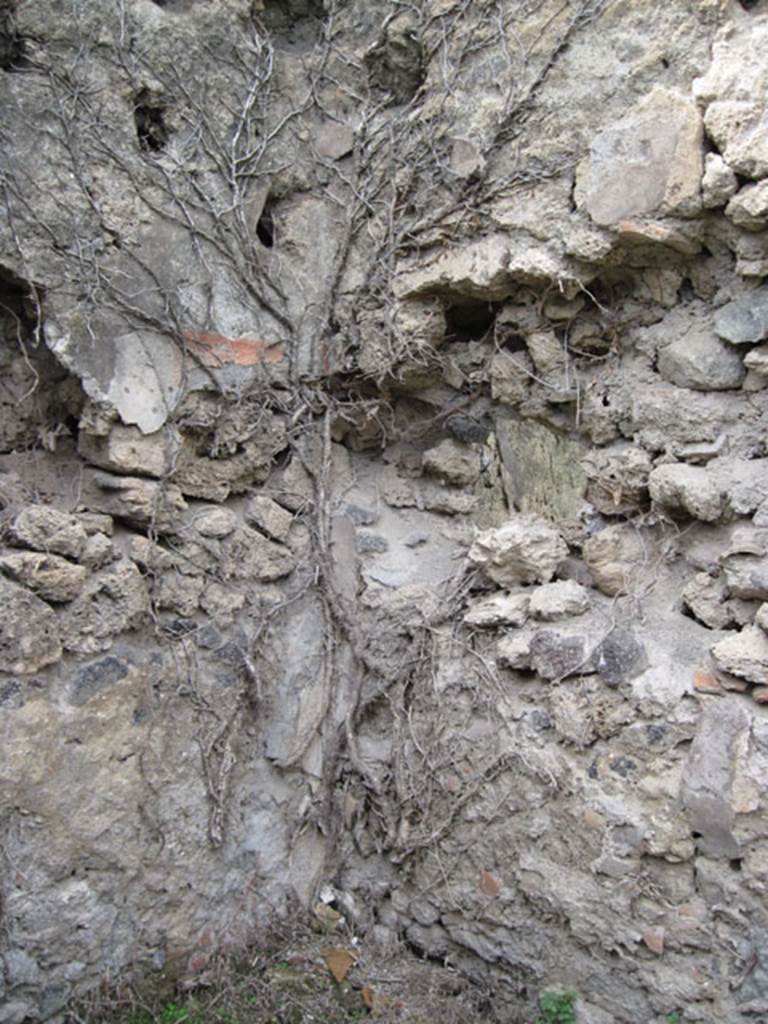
<box><xmin>479</xmin><ymin>869</ymin><xmax>501</xmax><ymax>897</ymax></box>
<box><xmin>322</xmin><ymin>946</ymin><xmax>356</xmax><ymax>984</ymax></box>
<box><xmin>362</xmin><ymin>984</ymin><xmax>393</xmax><ymax>1015</ymax></box>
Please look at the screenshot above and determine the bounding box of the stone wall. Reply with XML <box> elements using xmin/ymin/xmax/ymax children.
<box><xmin>2</xmin><ymin>1</ymin><xmax>768</xmax><ymax>1022</ymax></box>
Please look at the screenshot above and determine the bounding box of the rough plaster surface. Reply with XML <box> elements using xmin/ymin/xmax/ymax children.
<box><xmin>3</xmin><ymin>1</ymin><xmax>768</xmax><ymax>1023</ymax></box>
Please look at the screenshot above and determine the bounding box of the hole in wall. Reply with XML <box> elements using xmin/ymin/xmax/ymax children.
<box><xmin>258</xmin><ymin>0</ymin><xmax>325</xmax><ymax>53</ymax></box>
<box><xmin>444</xmin><ymin>300</ymin><xmax>498</xmax><ymax>343</ymax></box>
<box><xmin>134</xmin><ymin>89</ymin><xmax>169</xmax><ymax>153</ymax></box>
<box><xmin>0</xmin><ymin>265</ymin><xmax>84</xmax><ymax>453</ymax></box>
<box><xmin>0</xmin><ymin>2</ymin><xmax>26</xmax><ymax>71</ymax></box>
<box><xmin>256</xmin><ymin>199</ymin><xmax>276</xmax><ymax>249</ymax></box>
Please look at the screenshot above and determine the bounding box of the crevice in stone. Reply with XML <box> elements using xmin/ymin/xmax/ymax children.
<box><xmin>258</xmin><ymin>0</ymin><xmax>325</xmax><ymax>53</ymax></box>
<box><xmin>134</xmin><ymin>89</ymin><xmax>169</xmax><ymax>153</ymax></box>
<box><xmin>0</xmin><ymin>1</ymin><xmax>26</xmax><ymax>71</ymax></box>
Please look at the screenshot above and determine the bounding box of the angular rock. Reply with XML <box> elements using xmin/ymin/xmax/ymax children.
<box><xmin>529</xmin><ymin>580</ymin><xmax>589</xmax><ymax>621</ymax></box>
<box><xmin>463</xmin><ymin>592</ymin><xmax>529</xmax><ymax>628</ymax></box>
<box><xmin>497</xmin><ymin>633</ymin><xmax>532</xmax><ymax>670</ymax></box>
<box><xmin>78</xmin><ymin>424</ymin><xmax>170</xmax><ymax>478</ymax></box>
<box><xmin>744</xmin><ymin>344</ymin><xmax>768</xmax><ymax>377</ymax></box>
<box><xmin>221</xmin><ymin>527</ymin><xmax>295</xmax><ymax>582</ymax></box>
<box><xmin>714</xmin><ymin>286</ymin><xmax>768</xmax><ymax>345</ymax></box>
<box><xmin>83</xmin><ymin>470</ymin><xmax>187</xmax><ymax>533</ymax></box>
<box><xmin>0</xmin><ymin>552</ymin><xmax>87</xmax><ymax>603</ymax></box>
<box><xmin>394</xmin><ymin>234</ymin><xmax>513</xmax><ymax>301</ymax></box>
<box><xmin>244</xmin><ymin>495</ymin><xmax>294</xmax><ymax>543</ymax></box>
<box><xmin>582</xmin><ymin>525</ymin><xmax>650</xmax><ymax>597</ymax></box>
<box><xmin>9</xmin><ymin>506</ymin><xmax>88</xmax><ymax>561</ymax></box>
<box><xmin>582</xmin><ymin>446</ymin><xmax>651</xmax><ymax>517</ymax></box>
<box><xmin>711</xmin><ymin>626</ymin><xmax>768</xmax><ymax>684</ymax></box>
<box><xmin>152</xmin><ymin>571</ymin><xmax>205</xmax><ymax>617</ymax></box>
<box><xmin>579</xmin><ymin>87</ymin><xmax>703</xmax><ymax>226</ymax></box>
<box><xmin>530</xmin><ymin>630</ymin><xmax>590</xmax><ymax>681</ymax></box>
<box><xmin>703</xmin><ymin>99</ymin><xmax>768</xmax><ymax>181</ymax></box>
<box><xmin>756</xmin><ymin>603</ymin><xmax>768</xmax><ymax>632</ymax></box>
<box><xmin>495</xmin><ymin>419</ymin><xmax>587</xmax><ymax>521</ymax></box>
<box><xmin>192</xmin><ymin>507</ymin><xmax>238</xmax><ymax>539</ymax></box>
<box><xmin>468</xmin><ymin>515</ymin><xmax>568</xmax><ymax>587</ymax></box>
<box><xmin>59</xmin><ymin>559</ymin><xmax>150</xmax><ymax>654</ymax></box>
<box><xmin>648</xmin><ymin>463</ymin><xmax>724</xmax><ymax>523</ymax></box>
<box><xmin>200</xmin><ymin>583</ymin><xmax>245</xmax><ymax>627</ymax></box>
<box><xmin>81</xmin><ymin>533</ymin><xmax>114</xmax><ymax>570</ymax></box>
<box><xmin>656</xmin><ymin>328</ymin><xmax>745</xmax><ymax>391</ymax></box>
<box><xmin>682</xmin><ymin>572</ymin><xmax>733</xmax><ymax>630</ymax></box>
<box><xmin>422</xmin><ymin>439</ymin><xmax>482</xmax><ymax>487</ymax></box>
<box><xmin>594</xmin><ymin>628</ymin><xmax>648</xmax><ymax>687</ymax></box>
<box><xmin>726</xmin><ymin>180</ymin><xmax>768</xmax><ymax>232</ymax></box>
<box><xmin>490</xmin><ymin>350</ymin><xmax>533</xmax><ymax>406</ymax></box>
<box><xmin>721</xmin><ymin>553</ymin><xmax>768</xmax><ymax>601</ymax></box>
<box><xmin>701</xmin><ymin>153</ymin><xmax>738</xmax><ymax>209</ymax></box>
<box><xmin>0</xmin><ymin>577</ymin><xmax>62</xmax><ymax>674</ymax></box>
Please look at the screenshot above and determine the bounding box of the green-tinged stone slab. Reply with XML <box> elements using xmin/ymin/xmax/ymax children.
<box><xmin>495</xmin><ymin>418</ymin><xmax>587</xmax><ymax>521</ymax></box>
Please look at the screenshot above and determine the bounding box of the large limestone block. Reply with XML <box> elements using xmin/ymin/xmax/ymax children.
<box><xmin>468</xmin><ymin>515</ymin><xmax>568</xmax><ymax>587</ymax></box>
<box><xmin>394</xmin><ymin>235</ymin><xmax>512</xmax><ymax>301</ymax></box>
<box><xmin>711</xmin><ymin>626</ymin><xmax>768</xmax><ymax>684</ymax></box>
<box><xmin>83</xmin><ymin>470</ymin><xmax>187</xmax><ymax>533</ymax></box>
<box><xmin>577</xmin><ymin>87</ymin><xmax>703</xmax><ymax>226</ymax></box>
<box><xmin>78</xmin><ymin>424</ymin><xmax>171</xmax><ymax>478</ymax></box>
<box><xmin>0</xmin><ymin>552</ymin><xmax>87</xmax><ymax>603</ymax></box>
<box><xmin>0</xmin><ymin>577</ymin><xmax>62</xmax><ymax>674</ymax></box>
<box><xmin>9</xmin><ymin>506</ymin><xmax>88</xmax><ymax>560</ymax></box>
<box><xmin>648</xmin><ymin>463</ymin><xmax>725</xmax><ymax>523</ymax></box>
<box><xmin>656</xmin><ymin>328</ymin><xmax>745</xmax><ymax>391</ymax></box>
<box><xmin>703</xmin><ymin>101</ymin><xmax>768</xmax><ymax>182</ymax></box>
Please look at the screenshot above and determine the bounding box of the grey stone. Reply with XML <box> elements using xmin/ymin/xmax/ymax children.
<box><xmin>581</xmin><ymin>446</ymin><xmax>651</xmax><ymax>517</ymax></box>
<box><xmin>529</xmin><ymin>630</ymin><xmax>590</xmax><ymax>681</ymax></box>
<box><xmin>681</xmin><ymin>699</ymin><xmax>748</xmax><ymax>860</ymax></box>
<box><xmin>0</xmin><ymin>551</ymin><xmax>87</xmax><ymax>603</ymax></box>
<box><xmin>528</xmin><ymin>580</ymin><xmax>589</xmax><ymax>621</ymax></box>
<box><xmin>744</xmin><ymin>343</ymin><xmax>768</xmax><ymax>377</ymax></box>
<box><xmin>578</xmin><ymin>86</ymin><xmax>703</xmax><ymax>225</ymax></box>
<box><xmin>682</xmin><ymin>572</ymin><xmax>733</xmax><ymax>630</ymax></box>
<box><xmin>59</xmin><ymin>559</ymin><xmax>150</xmax><ymax>654</ymax></box>
<box><xmin>648</xmin><ymin>463</ymin><xmax>725</xmax><ymax>522</ymax></box>
<box><xmin>9</xmin><ymin>506</ymin><xmax>88</xmax><ymax>561</ymax></box>
<box><xmin>78</xmin><ymin>424</ymin><xmax>170</xmax><ymax>478</ymax></box>
<box><xmin>714</xmin><ymin>286</ymin><xmax>768</xmax><ymax>345</ymax></box>
<box><xmin>70</xmin><ymin>656</ymin><xmax>130</xmax><ymax>706</ymax></box>
<box><xmin>756</xmin><ymin>603</ymin><xmax>768</xmax><ymax>632</ymax></box>
<box><xmin>463</xmin><ymin>592</ymin><xmax>530</xmax><ymax>628</ymax></box>
<box><xmin>701</xmin><ymin>153</ymin><xmax>738</xmax><ymax>209</ymax></box>
<box><xmin>490</xmin><ymin>350</ymin><xmax>533</xmax><ymax>406</ymax></box>
<box><xmin>244</xmin><ymin>495</ymin><xmax>294</xmax><ymax>543</ymax></box>
<box><xmin>726</xmin><ymin>179</ymin><xmax>768</xmax><ymax>232</ymax></box>
<box><xmin>468</xmin><ymin>515</ymin><xmax>568</xmax><ymax>587</ymax></box>
<box><xmin>0</xmin><ymin>1000</ymin><xmax>35</xmax><ymax>1024</ymax></box>
<box><xmin>355</xmin><ymin>532</ymin><xmax>388</xmax><ymax>555</ymax></box>
<box><xmin>83</xmin><ymin>471</ymin><xmax>188</xmax><ymax>533</ymax></box>
<box><xmin>496</xmin><ymin>633</ymin><xmax>533</xmax><ymax>670</ymax></box>
<box><xmin>3</xmin><ymin>950</ymin><xmax>41</xmax><ymax>986</ymax></box>
<box><xmin>192</xmin><ymin>507</ymin><xmax>239</xmax><ymax>539</ymax></box>
<box><xmin>657</xmin><ymin>328</ymin><xmax>745</xmax><ymax>391</ymax></box>
<box><xmin>422</xmin><ymin>439</ymin><xmax>482</xmax><ymax>487</ymax></box>
<box><xmin>221</xmin><ymin>527</ymin><xmax>296</xmax><ymax>583</ymax></box>
<box><xmin>721</xmin><ymin>553</ymin><xmax>768</xmax><ymax>600</ymax></box>
<box><xmin>711</xmin><ymin>626</ymin><xmax>768</xmax><ymax>684</ymax></box>
<box><xmin>594</xmin><ymin>629</ymin><xmax>648</xmax><ymax>687</ymax></box>
<box><xmin>0</xmin><ymin>577</ymin><xmax>61</xmax><ymax>674</ymax></box>
<box><xmin>582</xmin><ymin>525</ymin><xmax>650</xmax><ymax>597</ymax></box>
<box><xmin>152</xmin><ymin>571</ymin><xmax>205</xmax><ymax>617</ymax></box>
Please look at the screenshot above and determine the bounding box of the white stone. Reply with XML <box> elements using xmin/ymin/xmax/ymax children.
<box><xmin>463</xmin><ymin>592</ymin><xmax>530</xmax><ymax>628</ymax></box>
<box><xmin>529</xmin><ymin>580</ymin><xmax>589</xmax><ymax>621</ymax></box>
<box><xmin>468</xmin><ymin>515</ymin><xmax>568</xmax><ymax>587</ymax></box>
